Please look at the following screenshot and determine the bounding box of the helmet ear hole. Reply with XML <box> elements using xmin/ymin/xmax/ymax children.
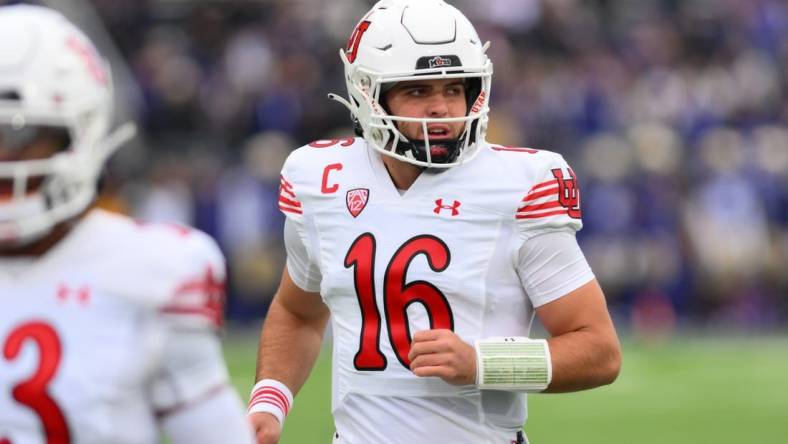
<box><xmin>43</xmin><ymin>127</ymin><xmax>72</xmax><ymax>153</ymax></box>
<box><xmin>465</xmin><ymin>78</ymin><xmax>482</xmax><ymax>114</ymax></box>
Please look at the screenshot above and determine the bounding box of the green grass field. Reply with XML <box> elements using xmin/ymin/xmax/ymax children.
<box><xmin>225</xmin><ymin>336</ymin><xmax>788</xmax><ymax>443</ymax></box>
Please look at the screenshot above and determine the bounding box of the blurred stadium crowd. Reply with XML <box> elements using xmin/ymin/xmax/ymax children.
<box><xmin>12</xmin><ymin>0</ymin><xmax>788</xmax><ymax>333</ymax></box>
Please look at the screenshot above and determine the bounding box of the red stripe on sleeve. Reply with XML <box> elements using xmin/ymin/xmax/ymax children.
<box><xmin>522</xmin><ymin>186</ymin><xmax>559</xmax><ymax>202</ymax></box>
<box><xmin>529</xmin><ymin>179</ymin><xmax>558</xmax><ymax>192</ymax></box>
<box><xmin>278</xmin><ymin>195</ymin><xmax>302</xmax><ymax>208</ymax></box>
<box><xmin>515</xmin><ymin>209</ymin><xmax>569</xmax><ymax>219</ymax></box>
<box><xmin>517</xmin><ymin>200</ymin><xmax>562</xmax><ymax>213</ymax></box>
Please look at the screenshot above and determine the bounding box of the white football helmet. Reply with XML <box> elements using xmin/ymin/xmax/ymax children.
<box><xmin>329</xmin><ymin>0</ymin><xmax>493</xmax><ymax>168</ymax></box>
<box><xmin>0</xmin><ymin>5</ymin><xmax>135</xmax><ymax>246</ymax></box>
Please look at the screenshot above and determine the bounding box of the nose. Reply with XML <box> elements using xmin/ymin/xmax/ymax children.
<box><xmin>425</xmin><ymin>94</ymin><xmax>449</xmax><ymax>117</ymax></box>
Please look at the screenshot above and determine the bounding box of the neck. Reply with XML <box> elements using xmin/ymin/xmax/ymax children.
<box><xmin>0</xmin><ymin>209</ymin><xmax>89</xmax><ymax>258</ymax></box>
<box><xmin>380</xmin><ymin>154</ymin><xmax>422</xmax><ymax>191</ymax></box>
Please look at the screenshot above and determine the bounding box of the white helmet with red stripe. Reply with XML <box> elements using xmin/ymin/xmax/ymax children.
<box><xmin>0</xmin><ymin>5</ymin><xmax>135</xmax><ymax>245</ymax></box>
<box><xmin>329</xmin><ymin>0</ymin><xmax>493</xmax><ymax>168</ymax></box>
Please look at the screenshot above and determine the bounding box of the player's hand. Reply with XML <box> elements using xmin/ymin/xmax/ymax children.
<box><xmin>408</xmin><ymin>329</ymin><xmax>477</xmax><ymax>386</ymax></box>
<box><xmin>249</xmin><ymin>412</ymin><xmax>282</xmax><ymax>444</ymax></box>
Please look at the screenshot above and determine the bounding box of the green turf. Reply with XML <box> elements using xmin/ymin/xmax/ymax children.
<box><xmin>224</xmin><ymin>336</ymin><xmax>788</xmax><ymax>443</ymax></box>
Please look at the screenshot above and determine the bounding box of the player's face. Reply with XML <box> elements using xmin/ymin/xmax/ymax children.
<box><xmin>384</xmin><ymin>78</ymin><xmax>467</xmax><ymax>143</ymax></box>
<box><xmin>0</xmin><ymin>125</ymin><xmax>69</xmax><ymax>198</ymax></box>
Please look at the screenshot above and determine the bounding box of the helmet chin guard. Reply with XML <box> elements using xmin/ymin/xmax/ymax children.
<box><xmin>0</xmin><ymin>5</ymin><xmax>136</xmax><ymax>246</ymax></box>
<box><xmin>329</xmin><ymin>0</ymin><xmax>493</xmax><ymax>169</ymax></box>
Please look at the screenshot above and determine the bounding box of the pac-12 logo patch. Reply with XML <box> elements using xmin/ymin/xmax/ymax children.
<box><xmin>346</xmin><ymin>188</ymin><xmax>370</xmax><ymax>218</ymax></box>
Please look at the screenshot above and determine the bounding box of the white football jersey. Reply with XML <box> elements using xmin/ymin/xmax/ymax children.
<box><xmin>280</xmin><ymin>138</ymin><xmax>592</xmax><ymax>443</ymax></box>
<box><xmin>0</xmin><ymin>210</ymin><xmax>230</xmax><ymax>444</ymax></box>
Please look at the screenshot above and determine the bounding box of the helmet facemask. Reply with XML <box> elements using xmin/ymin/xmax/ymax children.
<box><xmin>0</xmin><ymin>105</ymin><xmax>134</xmax><ymax>246</ymax></box>
<box><xmin>381</xmin><ymin>75</ymin><xmax>488</xmax><ymax>166</ymax></box>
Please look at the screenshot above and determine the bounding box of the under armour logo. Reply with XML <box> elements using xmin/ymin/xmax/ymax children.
<box><xmin>434</xmin><ymin>199</ymin><xmax>461</xmax><ymax>216</ymax></box>
<box><xmin>56</xmin><ymin>283</ymin><xmax>91</xmax><ymax>306</ymax></box>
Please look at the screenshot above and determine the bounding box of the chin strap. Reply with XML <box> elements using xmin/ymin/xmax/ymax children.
<box><xmin>396</xmin><ymin>137</ymin><xmax>463</xmax><ymax>164</ymax></box>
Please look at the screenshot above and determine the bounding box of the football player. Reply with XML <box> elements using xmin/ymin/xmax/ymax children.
<box><xmin>0</xmin><ymin>5</ymin><xmax>253</xmax><ymax>443</ymax></box>
<box><xmin>248</xmin><ymin>1</ymin><xmax>621</xmax><ymax>443</ymax></box>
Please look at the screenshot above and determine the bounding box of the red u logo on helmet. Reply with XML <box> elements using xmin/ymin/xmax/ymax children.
<box><xmin>346</xmin><ymin>21</ymin><xmax>371</xmax><ymax>63</ymax></box>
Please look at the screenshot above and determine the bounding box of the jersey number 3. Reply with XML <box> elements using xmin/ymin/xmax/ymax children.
<box><xmin>345</xmin><ymin>233</ymin><xmax>454</xmax><ymax>371</ymax></box>
<box><xmin>2</xmin><ymin>321</ymin><xmax>70</xmax><ymax>444</ymax></box>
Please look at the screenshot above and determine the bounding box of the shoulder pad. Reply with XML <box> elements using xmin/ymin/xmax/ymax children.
<box><xmin>87</xmin><ymin>211</ymin><xmax>226</xmax><ymax>328</ymax></box>
<box><xmin>278</xmin><ymin>137</ymin><xmax>364</xmax><ymax>221</ymax></box>
<box><xmin>487</xmin><ymin>146</ymin><xmax>584</xmax><ymax>239</ymax></box>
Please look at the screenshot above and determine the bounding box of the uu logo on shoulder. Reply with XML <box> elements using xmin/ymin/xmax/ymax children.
<box><xmin>551</xmin><ymin>168</ymin><xmax>582</xmax><ymax>219</ymax></box>
<box><xmin>346</xmin><ymin>188</ymin><xmax>370</xmax><ymax>218</ymax></box>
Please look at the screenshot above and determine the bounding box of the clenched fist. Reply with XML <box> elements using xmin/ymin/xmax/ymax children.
<box><xmin>249</xmin><ymin>412</ymin><xmax>282</xmax><ymax>444</ymax></box>
<box><xmin>408</xmin><ymin>329</ymin><xmax>477</xmax><ymax>386</ymax></box>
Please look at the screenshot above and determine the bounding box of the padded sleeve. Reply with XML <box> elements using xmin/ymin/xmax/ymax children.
<box><xmin>516</xmin><ymin>230</ymin><xmax>595</xmax><ymax>308</ymax></box>
<box><xmin>284</xmin><ymin>217</ymin><xmax>322</xmax><ymax>293</ymax></box>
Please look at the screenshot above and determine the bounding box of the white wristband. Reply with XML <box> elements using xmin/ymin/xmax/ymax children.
<box><xmin>475</xmin><ymin>337</ymin><xmax>552</xmax><ymax>392</ymax></box>
<box><xmin>247</xmin><ymin>379</ymin><xmax>294</xmax><ymax>425</ymax></box>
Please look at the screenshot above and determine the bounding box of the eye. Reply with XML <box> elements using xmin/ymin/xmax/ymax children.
<box><xmin>406</xmin><ymin>87</ymin><xmax>428</xmax><ymax>97</ymax></box>
<box><xmin>446</xmin><ymin>85</ymin><xmax>464</xmax><ymax>96</ymax></box>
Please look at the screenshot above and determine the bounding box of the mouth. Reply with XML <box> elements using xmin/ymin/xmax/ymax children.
<box><xmin>0</xmin><ymin>178</ymin><xmax>43</xmax><ymax>200</ymax></box>
<box><xmin>425</xmin><ymin>124</ymin><xmax>452</xmax><ymax>140</ymax></box>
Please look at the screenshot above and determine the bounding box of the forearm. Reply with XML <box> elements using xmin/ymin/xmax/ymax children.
<box><xmin>163</xmin><ymin>387</ymin><xmax>254</xmax><ymax>443</ymax></box>
<box><xmin>255</xmin><ymin>296</ymin><xmax>328</xmax><ymax>394</ymax></box>
<box><xmin>544</xmin><ymin>326</ymin><xmax>621</xmax><ymax>393</ymax></box>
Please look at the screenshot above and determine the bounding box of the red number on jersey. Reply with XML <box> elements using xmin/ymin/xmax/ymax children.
<box><xmin>3</xmin><ymin>321</ymin><xmax>71</xmax><ymax>444</ymax></box>
<box><xmin>384</xmin><ymin>235</ymin><xmax>453</xmax><ymax>367</ymax></box>
<box><xmin>344</xmin><ymin>233</ymin><xmax>386</xmax><ymax>370</ymax></box>
<box><xmin>491</xmin><ymin>145</ymin><xmax>539</xmax><ymax>154</ymax></box>
<box><xmin>308</xmin><ymin>138</ymin><xmax>355</xmax><ymax>149</ymax></box>
<box><xmin>345</xmin><ymin>233</ymin><xmax>454</xmax><ymax>370</ymax></box>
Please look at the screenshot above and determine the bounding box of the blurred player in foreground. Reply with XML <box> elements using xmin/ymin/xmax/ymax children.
<box><xmin>0</xmin><ymin>5</ymin><xmax>253</xmax><ymax>443</ymax></box>
<box><xmin>249</xmin><ymin>0</ymin><xmax>621</xmax><ymax>443</ymax></box>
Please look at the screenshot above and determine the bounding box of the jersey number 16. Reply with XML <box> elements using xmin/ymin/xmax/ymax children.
<box><xmin>345</xmin><ymin>233</ymin><xmax>454</xmax><ymax>371</ymax></box>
